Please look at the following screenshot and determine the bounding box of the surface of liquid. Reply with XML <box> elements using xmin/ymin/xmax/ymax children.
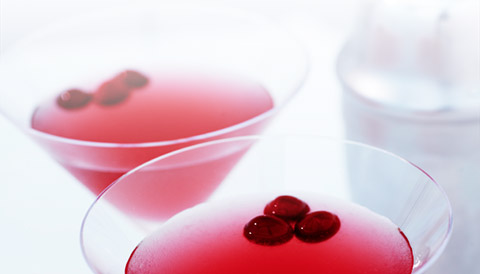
<box><xmin>32</xmin><ymin>72</ymin><xmax>273</xmax><ymax>143</ymax></box>
<box><xmin>126</xmin><ymin>194</ymin><xmax>413</xmax><ymax>274</ymax></box>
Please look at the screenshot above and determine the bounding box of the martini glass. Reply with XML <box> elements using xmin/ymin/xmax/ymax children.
<box><xmin>81</xmin><ymin>135</ymin><xmax>452</xmax><ymax>274</ymax></box>
<box><xmin>0</xmin><ymin>4</ymin><xmax>308</xmax><ymax>196</ymax></box>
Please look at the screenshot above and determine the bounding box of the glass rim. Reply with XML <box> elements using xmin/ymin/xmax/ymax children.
<box><xmin>336</xmin><ymin>42</ymin><xmax>480</xmax><ymax>123</ymax></box>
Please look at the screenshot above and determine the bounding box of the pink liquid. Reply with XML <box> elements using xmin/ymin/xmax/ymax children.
<box><xmin>30</xmin><ymin>71</ymin><xmax>273</xmax><ymax>219</ymax></box>
<box><xmin>32</xmin><ymin>74</ymin><xmax>273</xmax><ymax>144</ymax></box>
<box><xmin>126</xmin><ymin>195</ymin><xmax>414</xmax><ymax>274</ymax></box>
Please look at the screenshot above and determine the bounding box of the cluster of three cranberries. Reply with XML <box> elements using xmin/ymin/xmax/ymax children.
<box><xmin>244</xmin><ymin>195</ymin><xmax>341</xmax><ymax>246</ymax></box>
<box><xmin>56</xmin><ymin>70</ymin><xmax>149</xmax><ymax>110</ymax></box>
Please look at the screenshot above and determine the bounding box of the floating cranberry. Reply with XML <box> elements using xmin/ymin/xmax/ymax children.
<box><xmin>94</xmin><ymin>80</ymin><xmax>130</xmax><ymax>106</ymax></box>
<box><xmin>244</xmin><ymin>215</ymin><xmax>293</xmax><ymax>246</ymax></box>
<box><xmin>56</xmin><ymin>89</ymin><xmax>92</xmax><ymax>109</ymax></box>
<box><xmin>264</xmin><ymin>195</ymin><xmax>310</xmax><ymax>221</ymax></box>
<box><xmin>120</xmin><ymin>70</ymin><xmax>149</xmax><ymax>88</ymax></box>
<box><xmin>295</xmin><ymin>211</ymin><xmax>340</xmax><ymax>243</ymax></box>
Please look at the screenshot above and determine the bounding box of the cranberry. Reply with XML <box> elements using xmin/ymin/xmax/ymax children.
<box><xmin>120</xmin><ymin>70</ymin><xmax>149</xmax><ymax>88</ymax></box>
<box><xmin>94</xmin><ymin>80</ymin><xmax>130</xmax><ymax>106</ymax></box>
<box><xmin>295</xmin><ymin>211</ymin><xmax>340</xmax><ymax>243</ymax></box>
<box><xmin>244</xmin><ymin>215</ymin><xmax>293</xmax><ymax>246</ymax></box>
<box><xmin>56</xmin><ymin>89</ymin><xmax>92</xmax><ymax>109</ymax></box>
<box><xmin>264</xmin><ymin>195</ymin><xmax>310</xmax><ymax>221</ymax></box>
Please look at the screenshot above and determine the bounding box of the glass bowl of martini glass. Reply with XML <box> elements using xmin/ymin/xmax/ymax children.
<box><xmin>81</xmin><ymin>135</ymin><xmax>452</xmax><ymax>274</ymax></box>
<box><xmin>0</xmin><ymin>4</ymin><xmax>308</xmax><ymax>197</ymax></box>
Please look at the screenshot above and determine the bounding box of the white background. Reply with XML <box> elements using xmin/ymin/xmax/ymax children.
<box><xmin>0</xmin><ymin>0</ymin><xmax>360</xmax><ymax>273</ymax></box>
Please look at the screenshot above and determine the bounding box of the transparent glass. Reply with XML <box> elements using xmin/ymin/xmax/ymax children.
<box><xmin>338</xmin><ymin>1</ymin><xmax>479</xmax><ymax>272</ymax></box>
<box><xmin>81</xmin><ymin>135</ymin><xmax>452</xmax><ymax>274</ymax></box>
<box><xmin>337</xmin><ymin>0</ymin><xmax>480</xmax><ymax>116</ymax></box>
<box><xmin>0</xmin><ymin>3</ymin><xmax>308</xmax><ymax>195</ymax></box>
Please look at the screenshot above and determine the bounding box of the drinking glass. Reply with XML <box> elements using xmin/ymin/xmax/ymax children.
<box><xmin>81</xmin><ymin>135</ymin><xmax>452</xmax><ymax>274</ymax></box>
<box><xmin>0</xmin><ymin>3</ymin><xmax>308</xmax><ymax>196</ymax></box>
<box><xmin>338</xmin><ymin>0</ymin><xmax>479</xmax><ymax>272</ymax></box>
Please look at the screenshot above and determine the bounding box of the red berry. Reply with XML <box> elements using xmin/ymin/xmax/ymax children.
<box><xmin>264</xmin><ymin>195</ymin><xmax>310</xmax><ymax>221</ymax></box>
<box><xmin>94</xmin><ymin>80</ymin><xmax>130</xmax><ymax>106</ymax></box>
<box><xmin>56</xmin><ymin>89</ymin><xmax>92</xmax><ymax>109</ymax></box>
<box><xmin>120</xmin><ymin>70</ymin><xmax>149</xmax><ymax>88</ymax></box>
<box><xmin>295</xmin><ymin>211</ymin><xmax>340</xmax><ymax>243</ymax></box>
<box><xmin>244</xmin><ymin>215</ymin><xmax>293</xmax><ymax>246</ymax></box>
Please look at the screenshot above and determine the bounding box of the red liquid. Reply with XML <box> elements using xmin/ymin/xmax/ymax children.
<box><xmin>126</xmin><ymin>195</ymin><xmax>414</xmax><ymax>274</ymax></box>
<box><xmin>31</xmin><ymin>72</ymin><xmax>273</xmax><ymax>219</ymax></box>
